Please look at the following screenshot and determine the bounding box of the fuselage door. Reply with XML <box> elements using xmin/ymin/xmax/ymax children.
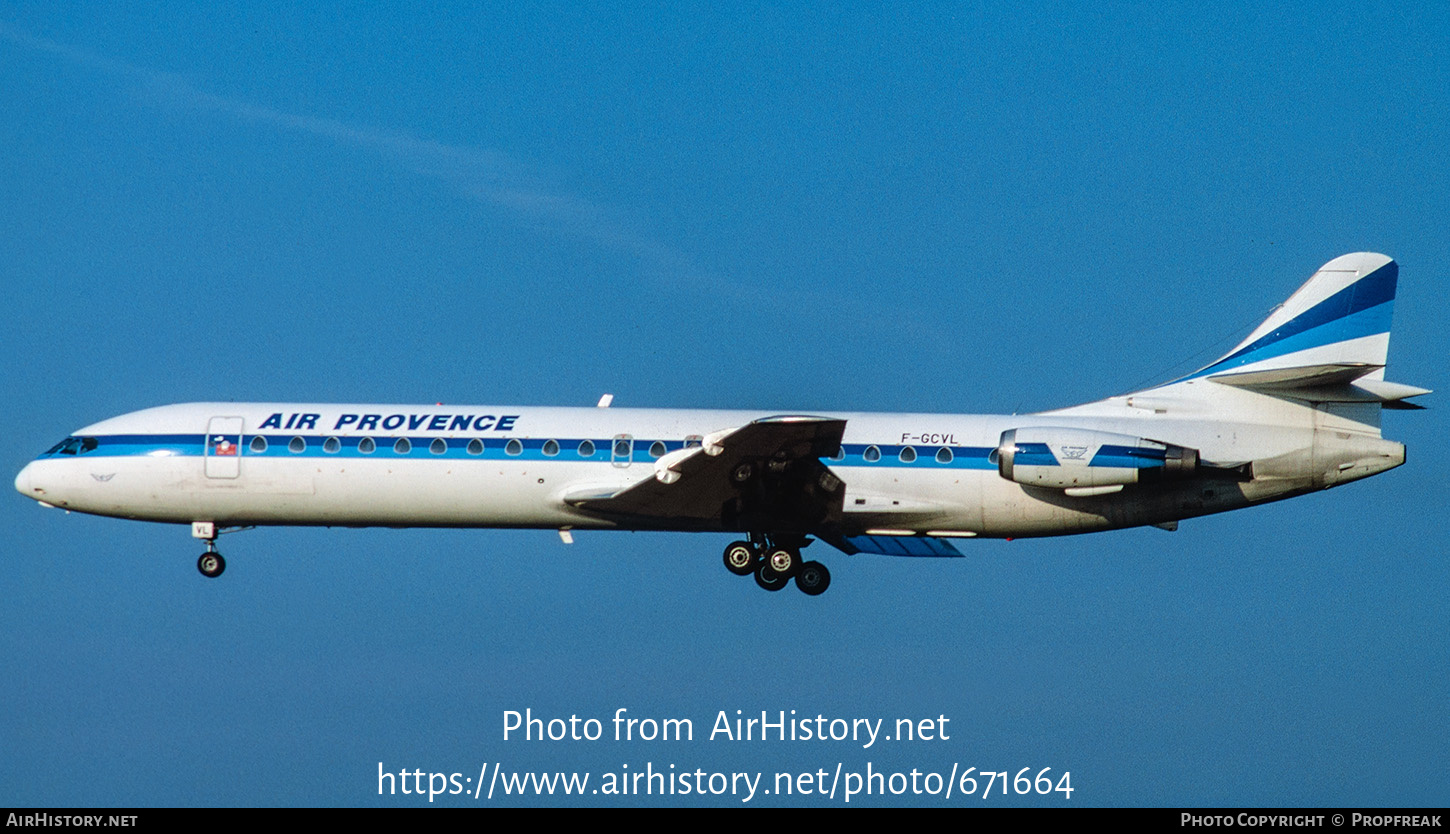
<box><xmin>205</xmin><ymin>416</ymin><xmax>244</xmax><ymax>479</ymax></box>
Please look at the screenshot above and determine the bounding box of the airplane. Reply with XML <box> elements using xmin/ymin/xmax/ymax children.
<box><xmin>14</xmin><ymin>252</ymin><xmax>1427</xmax><ymax>596</ymax></box>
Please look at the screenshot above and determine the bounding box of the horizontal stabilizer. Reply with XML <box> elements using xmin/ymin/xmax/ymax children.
<box><xmin>837</xmin><ymin>535</ymin><xmax>963</xmax><ymax>558</ymax></box>
<box><xmin>1325</xmin><ymin>379</ymin><xmax>1430</xmax><ymax>402</ymax></box>
<box><xmin>1210</xmin><ymin>364</ymin><xmax>1430</xmax><ymax>405</ymax></box>
<box><xmin>1208</xmin><ymin>362</ymin><xmax>1382</xmax><ymax>389</ymax></box>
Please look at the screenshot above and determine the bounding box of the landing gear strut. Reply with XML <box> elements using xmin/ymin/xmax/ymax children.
<box><xmin>191</xmin><ymin>521</ymin><xmax>252</xmax><ymax>578</ymax></box>
<box><xmin>720</xmin><ymin>534</ymin><xmax>831</xmax><ymax>596</ymax></box>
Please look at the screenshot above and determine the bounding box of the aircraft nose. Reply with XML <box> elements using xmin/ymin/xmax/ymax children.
<box><xmin>15</xmin><ymin>461</ymin><xmax>42</xmax><ymax>501</ymax></box>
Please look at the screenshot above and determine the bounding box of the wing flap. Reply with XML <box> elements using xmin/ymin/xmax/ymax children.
<box><xmin>829</xmin><ymin>535</ymin><xmax>964</xmax><ymax>558</ymax></box>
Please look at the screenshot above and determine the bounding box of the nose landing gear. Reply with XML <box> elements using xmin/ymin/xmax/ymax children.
<box><xmin>197</xmin><ymin>547</ymin><xmax>226</xmax><ymax>578</ymax></box>
<box><xmin>190</xmin><ymin>521</ymin><xmax>253</xmax><ymax>578</ymax></box>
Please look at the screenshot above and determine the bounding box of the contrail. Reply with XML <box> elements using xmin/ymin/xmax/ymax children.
<box><xmin>0</xmin><ymin>21</ymin><xmax>920</xmax><ymax>320</ymax></box>
<box><xmin>0</xmin><ymin>21</ymin><xmax>692</xmax><ymax>275</ymax></box>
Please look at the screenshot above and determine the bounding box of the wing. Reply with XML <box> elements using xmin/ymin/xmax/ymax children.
<box><xmin>564</xmin><ymin>415</ymin><xmax>847</xmax><ymax>534</ymax></box>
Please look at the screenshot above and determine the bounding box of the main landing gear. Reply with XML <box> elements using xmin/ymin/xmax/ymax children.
<box><xmin>722</xmin><ymin>535</ymin><xmax>831</xmax><ymax>596</ymax></box>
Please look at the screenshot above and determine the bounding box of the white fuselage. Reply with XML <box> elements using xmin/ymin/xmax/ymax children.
<box><xmin>12</xmin><ymin>395</ymin><xmax>1406</xmax><ymax>540</ymax></box>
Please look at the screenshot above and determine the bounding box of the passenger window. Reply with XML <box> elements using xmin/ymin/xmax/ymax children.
<box><xmin>578</xmin><ymin>440</ymin><xmax>596</xmax><ymax>457</ymax></box>
<box><xmin>649</xmin><ymin>440</ymin><xmax>667</xmax><ymax>458</ymax></box>
<box><xmin>250</xmin><ymin>436</ymin><xmax>268</xmax><ymax>453</ymax></box>
<box><xmin>936</xmin><ymin>446</ymin><xmax>954</xmax><ymax>464</ymax></box>
<box><xmin>543</xmin><ymin>439</ymin><xmax>560</xmax><ymax>457</ymax></box>
<box><xmin>393</xmin><ymin>437</ymin><xmax>411</xmax><ymax>454</ymax></box>
<box><xmin>899</xmin><ymin>446</ymin><xmax>917</xmax><ymax>463</ymax></box>
<box><xmin>864</xmin><ymin>445</ymin><xmax>881</xmax><ymax>462</ymax></box>
<box><xmin>506</xmin><ymin>439</ymin><xmax>523</xmax><ymax>456</ymax></box>
<box><xmin>684</xmin><ymin>435</ymin><xmax>703</xmax><ymax>449</ymax></box>
<box><xmin>323</xmin><ymin>437</ymin><xmax>341</xmax><ymax>454</ymax></box>
<box><xmin>829</xmin><ymin>446</ymin><xmax>845</xmax><ymax>461</ymax></box>
<box><xmin>358</xmin><ymin>437</ymin><xmax>376</xmax><ymax>454</ymax></box>
<box><xmin>466</xmin><ymin>438</ymin><xmax>484</xmax><ymax>455</ymax></box>
<box><xmin>430</xmin><ymin>438</ymin><xmax>447</xmax><ymax>455</ymax></box>
<box><xmin>289</xmin><ymin>436</ymin><xmax>306</xmax><ymax>453</ymax></box>
<box><xmin>614</xmin><ymin>438</ymin><xmax>632</xmax><ymax>457</ymax></box>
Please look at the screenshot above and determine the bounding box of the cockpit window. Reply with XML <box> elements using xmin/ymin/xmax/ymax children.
<box><xmin>46</xmin><ymin>437</ymin><xmax>99</xmax><ymax>456</ymax></box>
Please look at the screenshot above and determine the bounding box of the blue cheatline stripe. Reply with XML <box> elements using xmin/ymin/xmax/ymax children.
<box><xmin>832</xmin><ymin>444</ymin><xmax>998</xmax><ymax>470</ymax></box>
<box><xmin>843</xmin><ymin>535</ymin><xmax>964</xmax><ymax>557</ymax></box>
<box><xmin>1193</xmin><ymin>261</ymin><xmax>1397</xmax><ymax>378</ymax></box>
<box><xmin>74</xmin><ymin>434</ymin><xmax>204</xmax><ymax>458</ymax></box>
<box><xmin>42</xmin><ymin>435</ymin><xmax>1189</xmax><ymax>472</ymax></box>
<box><xmin>44</xmin><ymin>435</ymin><xmax>1016</xmax><ymax>470</ymax></box>
<box><xmin>235</xmin><ymin>435</ymin><xmax>690</xmax><ymax>463</ymax></box>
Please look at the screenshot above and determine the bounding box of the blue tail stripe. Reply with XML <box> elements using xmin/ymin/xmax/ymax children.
<box><xmin>1205</xmin><ymin>261</ymin><xmax>1397</xmax><ymax>373</ymax></box>
<box><xmin>1195</xmin><ymin>300</ymin><xmax>1393</xmax><ymax>378</ymax></box>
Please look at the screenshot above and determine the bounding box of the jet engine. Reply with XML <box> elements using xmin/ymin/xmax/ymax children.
<box><xmin>996</xmin><ymin>427</ymin><xmax>1198</xmax><ymax>490</ymax></box>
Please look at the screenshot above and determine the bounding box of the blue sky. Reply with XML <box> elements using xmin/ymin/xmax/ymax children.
<box><xmin>1</xmin><ymin>4</ymin><xmax>1445</xmax><ymax>806</ymax></box>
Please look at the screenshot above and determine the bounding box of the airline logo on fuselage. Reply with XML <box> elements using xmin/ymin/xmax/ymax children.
<box><xmin>257</xmin><ymin>412</ymin><xmax>521</xmax><ymax>433</ymax></box>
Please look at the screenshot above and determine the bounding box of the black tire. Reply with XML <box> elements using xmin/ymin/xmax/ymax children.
<box><xmin>795</xmin><ymin>561</ymin><xmax>831</xmax><ymax>596</ymax></box>
<box><xmin>198</xmin><ymin>552</ymin><xmax>226</xmax><ymax>578</ymax></box>
<box><xmin>754</xmin><ymin>564</ymin><xmax>787</xmax><ymax>592</ymax></box>
<box><xmin>723</xmin><ymin>541</ymin><xmax>756</xmax><ymax>576</ymax></box>
<box><xmin>764</xmin><ymin>546</ymin><xmax>798</xmax><ymax>578</ymax></box>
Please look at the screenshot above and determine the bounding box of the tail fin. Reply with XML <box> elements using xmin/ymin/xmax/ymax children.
<box><xmin>1193</xmin><ymin>252</ymin><xmax>1396</xmax><ymax>381</ymax></box>
<box><xmin>1187</xmin><ymin>252</ymin><xmax>1427</xmax><ymax>405</ymax></box>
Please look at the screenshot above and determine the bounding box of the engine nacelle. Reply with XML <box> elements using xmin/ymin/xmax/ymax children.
<box><xmin>996</xmin><ymin>427</ymin><xmax>1198</xmax><ymax>490</ymax></box>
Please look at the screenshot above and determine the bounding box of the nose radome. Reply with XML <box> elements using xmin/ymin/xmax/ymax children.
<box><xmin>15</xmin><ymin>462</ymin><xmax>35</xmax><ymax>498</ymax></box>
<box><xmin>15</xmin><ymin>461</ymin><xmax>52</xmax><ymax>502</ymax></box>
